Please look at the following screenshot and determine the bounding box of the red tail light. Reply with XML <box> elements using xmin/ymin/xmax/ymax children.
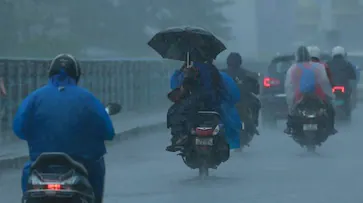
<box><xmin>47</xmin><ymin>184</ymin><xmax>62</xmax><ymax>190</ymax></box>
<box><xmin>263</xmin><ymin>77</ymin><xmax>280</xmax><ymax>88</ymax></box>
<box><xmin>195</xmin><ymin>127</ymin><xmax>214</xmax><ymax>136</ymax></box>
<box><xmin>332</xmin><ymin>86</ymin><xmax>345</xmax><ymax>93</ymax></box>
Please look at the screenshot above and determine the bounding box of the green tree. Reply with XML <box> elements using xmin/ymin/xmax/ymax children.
<box><xmin>3</xmin><ymin>0</ymin><xmax>231</xmax><ymax>57</ymax></box>
<box><xmin>111</xmin><ymin>1</ymin><xmax>160</xmax><ymax>56</ymax></box>
<box><xmin>0</xmin><ymin>1</ymin><xmax>18</xmax><ymax>56</ymax></box>
<box><xmin>67</xmin><ymin>0</ymin><xmax>162</xmax><ymax>57</ymax></box>
<box><xmin>67</xmin><ymin>0</ymin><xmax>120</xmax><ymax>51</ymax></box>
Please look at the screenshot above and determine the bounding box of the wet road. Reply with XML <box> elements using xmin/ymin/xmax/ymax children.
<box><xmin>1</xmin><ymin>108</ymin><xmax>363</xmax><ymax>202</ymax></box>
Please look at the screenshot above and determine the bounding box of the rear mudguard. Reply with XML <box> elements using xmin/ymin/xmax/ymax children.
<box><xmin>335</xmin><ymin>101</ymin><xmax>352</xmax><ymax>119</ymax></box>
<box><xmin>334</xmin><ymin>92</ymin><xmax>352</xmax><ymax>115</ymax></box>
<box><xmin>180</xmin><ymin>135</ymin><xmax>228</xmax><ymax>169</ymax></box>
<box><xmin>240</xmin><ymin>113</ymin><xmax>255</xmax><ymax>147</ymax></box>
<box><xmin>292</xmin><ymin>129</ymin><xmax>329</xmax><ymax>147</ymax></box>
<box><xmin>181</xmin><ymin>147</ymin><xmax>216</xmax><ymax>170</ymax></box>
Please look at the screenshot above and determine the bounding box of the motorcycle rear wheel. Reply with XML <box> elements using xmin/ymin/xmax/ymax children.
<box><xmin>199</xmin><ymin>165</ymin><xmax>209</xmax><ymax>178</ymax></box>
<box><xmin>306</xmin><ymin>145</ymin><xmax>316</xmax><ymax>152</ymax></box>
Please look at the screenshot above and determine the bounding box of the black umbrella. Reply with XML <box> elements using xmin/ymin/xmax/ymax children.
<box><xmin>147</xmin><ymin>26</ymin><xmax>226</xmax><ymax>62</ymax></box>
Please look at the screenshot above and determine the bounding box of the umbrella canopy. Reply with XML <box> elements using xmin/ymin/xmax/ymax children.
<box><xmin>148</xmin><ymin>26</ymin><xmax>226</xmax><ymax>62</ymax></box>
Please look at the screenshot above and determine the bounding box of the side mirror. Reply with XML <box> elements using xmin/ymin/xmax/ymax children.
<box><xmin>105</xmin><ymin>103</ymin><xmax>122</xmax><ymax>116</ymax></box>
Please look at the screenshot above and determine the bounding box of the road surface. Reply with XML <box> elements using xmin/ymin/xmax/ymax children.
<box><xmin>0</xmin><ymin>108</ymin><xmax>362</xmax><ymax>203</ymax></box>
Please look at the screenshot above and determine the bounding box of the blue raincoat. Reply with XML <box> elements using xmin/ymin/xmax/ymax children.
<box><xmin>170</xmin><ymin>62</ymin><xmax>221</xmax><ymax>109</ymax></box>
<box><xmin>219</xmin><ymin>72</ymin><xmax>242</xmax><ymax>149</ymax></box>
<box><xmin>13</xmin><ymin>73</ymin><xmax>115</xmax><ymax>200</ymax></box>
<box><xmin>169</xmin><ymin>62</ymin><xmax>241</xmax><ymax>148</ymax></box>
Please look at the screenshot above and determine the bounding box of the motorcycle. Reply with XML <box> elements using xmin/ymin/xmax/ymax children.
<box><xmin>175</xmin><ymin>111</ymin><xmax>230</xmax><ymax>178</ymax></box>
<box><xmin>235</xmin><ymin>93</ymin><xmax>259</xmax><ymax>149</ymax></box>
<box><xmin>290</xmin><ymin>95</ymin><xmax>330</xmax><ymax>152</ymax></box>
<box><xmin>239</xmin><ymin>107</ymin><xmax>255</xmax><ymax>149</ymax></box>
<box><xmin>332</xmin><ymin>85</ymin><xmax>352</xmax><ymax>121</ymax></box>
<box><xmin>22</xmin><ymin>103</ymin><xmax>122</xmax><ymax>203</ymax></box>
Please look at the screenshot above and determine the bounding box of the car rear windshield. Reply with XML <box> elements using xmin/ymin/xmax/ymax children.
<box><xmin>268</xmin><ymin>60</ymin><xmax>293</xmax><ymax>74</ymax></box>
<box><xmin>268</xmin><ymin>54</ymin><xmax>331</xmax><ymax>75</ymax></box>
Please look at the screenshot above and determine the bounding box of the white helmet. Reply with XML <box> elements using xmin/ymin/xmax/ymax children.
<box><xmin>307</xmin><ymin>46</ymin><xmax>321</xmax><ymax>59</ymax></box>
<box><xmin>332</xmin><ymin>46</ymin><xmax>346</xmax><ymax>57</ymax></box>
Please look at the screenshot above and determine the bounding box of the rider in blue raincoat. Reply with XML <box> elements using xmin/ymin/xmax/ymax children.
<box><xmin>13</xmin><ymin>54</ymin><xmax>115</xmax><ymax>203</ymax></box>
<box><xmin>167</xmin><ymin>60</ymin><xmax>241</xmax><ymax>150</ymax></box>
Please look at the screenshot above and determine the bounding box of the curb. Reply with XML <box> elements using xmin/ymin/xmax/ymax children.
<box><xmin>0</xmin><ymin>122</ymin><xmax>166</xmax><ymax>171</ymax></box>
<box><xmin>106</xmin><ymin>122</ymin><xmax>166</xmax><ymax>145</ymax></box>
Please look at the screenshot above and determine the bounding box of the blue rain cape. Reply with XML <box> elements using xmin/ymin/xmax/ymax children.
<box><xmin>13</xmin><ymin>73</ymin><xmax>114</xmax><ymax>197</ymax></box>
<box><xmin>170</xmin><ymin>63</ymin><xmax>241</xmax><ymax>149</ymax></box>
<box><xmin>219</xmin><ymin>72</ymin><xmax>242</xmax><ymax>149</ymax></box>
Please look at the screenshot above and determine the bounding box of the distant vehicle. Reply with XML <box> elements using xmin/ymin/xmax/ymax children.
<box><xmin>347</xmin><ymin>51</ymin><xmax>363</xmax><ymax>102</ymax></box>
<box><xmin>260</xmin><ymin>53</ymin><xmax>331</xmax><ymax>127</ymax></box>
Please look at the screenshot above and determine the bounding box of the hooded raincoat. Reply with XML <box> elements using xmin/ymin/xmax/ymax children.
<box><xmin>13</xmin><ymin>73</ymin><xmax>115</xmax><ymax>200</ymax></box>
<box><xmin>169</xmin><ymin>62</ymin><xmax>241</xmax><ymax>149</ymax></box>
<box><xmin>219</xmin><ymin>72</ymin><xmax>242</xmax><ymax>149</ymax></box>
<box><xmin>284</xmin><ymin>62</ymin><xmax>333</xmax><ymax>112</ymax></box>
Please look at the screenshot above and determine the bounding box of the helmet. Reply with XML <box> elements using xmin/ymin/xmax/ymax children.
<box><xmin>331</xmin><ymin>46</ymin><xmax>346</xmax><ymax>57</ymax></box>
<box><xmin>295</xmin><ymin>46</ymin><xmax>310</xmax><ymax>62</ymax></box>
<box><xmin>227</xmin><ymin>52</ymin><xmax>242</xmax><ymax>66</ymax></box>
<box><xmin>307</xmin><ymin>46</ymin><xmax>320</xmax><ymax>59</ymax></box>
<box><xmin>49</xmin><ymin>54</ymin><xmax>81</xmax><ymax>83</ymax></box>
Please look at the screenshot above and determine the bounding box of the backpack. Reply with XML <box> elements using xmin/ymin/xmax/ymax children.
<box><xmin>296</xmin><ymin>63</ymin><xmax>318</xmax><ymax>93</ymax></box>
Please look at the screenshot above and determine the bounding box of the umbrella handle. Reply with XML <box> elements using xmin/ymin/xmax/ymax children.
<box><xmin>187</xmin><ymin>51</ymin><xmax>190</xmax><ymax>68</ymax></box>
<box><xmin>186</xmin><ymin>52</ymin><xmax>194</xmax><ymax>68</ymax></box>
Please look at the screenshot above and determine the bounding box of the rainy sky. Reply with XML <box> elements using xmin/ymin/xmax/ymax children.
<box><xmin>1</xmin><ymin>0</ymin><xmax>363</xmax><ymax>59</ymax></box>
<box><xmin>222</xmin><ymin>0</ymin><xmax>363</xmax><ymax>59</ymax></box>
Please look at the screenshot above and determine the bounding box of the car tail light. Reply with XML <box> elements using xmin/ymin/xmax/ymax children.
<box><xmin>332</xmin><ymin>86</ymin><xmax>345</xmax><ymax>93</ymax></box>
<box><xmin>263</xmin><ymin>77</ymin><xmax>280</xmax><ymax>88</ymax></box>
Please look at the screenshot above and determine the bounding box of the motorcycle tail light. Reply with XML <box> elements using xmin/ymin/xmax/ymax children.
<box><xmin>195</xmin><ymin>127</ymin><xmax>214</xmax><ymax>136</ymax></box>
<box><xmin>47</xmin><ymin>184</ymin><xmax>62</xmax><ymax>190</ymax></box>
<box><xmin>332</xmin><ymin>86</ymin><xmax>345</xmax><ymax>93</ymax></box>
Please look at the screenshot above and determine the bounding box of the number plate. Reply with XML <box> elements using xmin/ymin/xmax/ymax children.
<box><xmin>274</xmin><ymin>93</ymin><xmax>286</xmax><ymax>97</ymax></box>
<box><xmin>195</xmin><ymin>138</ymin><xmax>213</xmax><ymax>146</ymax></box>
<box><xmin>303</xmin><ymin>124</ymin><xmax>318</xmax><ymax>130</ymax></box>
<box><xmin>45</xmin><ymin>190</ymin><xmax>56</xmax><ymax>196</ymax></box>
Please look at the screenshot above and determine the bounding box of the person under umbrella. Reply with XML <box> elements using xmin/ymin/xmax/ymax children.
<box><xmin>149</xmin><ymin>26</ymin><xmax>241</xmax><ymax>152</ymax></box>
